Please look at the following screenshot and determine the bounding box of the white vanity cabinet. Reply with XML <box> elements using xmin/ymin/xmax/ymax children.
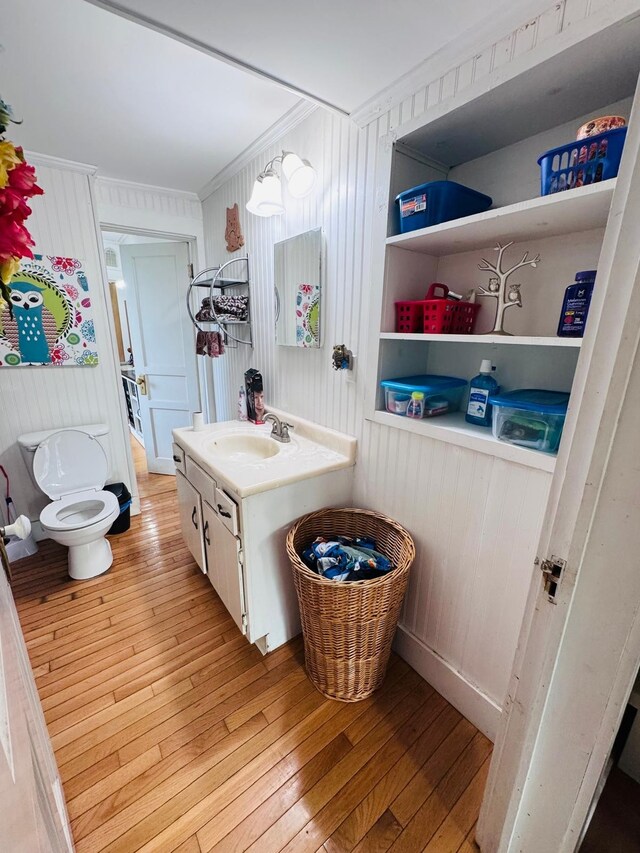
<box><xmin>172</xmin><ymin>417</ymin><xmax>356</xmax><ymax>654</ymax></box>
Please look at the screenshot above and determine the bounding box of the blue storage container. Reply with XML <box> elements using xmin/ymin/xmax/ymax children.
<box><xmin>394</xmin><ymin>181</ymin><xmax>492</xmax><ymax>234</ymax></box>
<box><xmin>488</xmin><ymin>389</ymin><xmax>570</xmax><ymax>453</ymax></box>
<box><xmin>537</xmin><ymin>127</ymin><xmax>626</xmax><ymax>196</ymax></box>
<box><xmin>381</xmin><ymin>374</ymin><xmax>467</xmax><ymax>418</ymax></box>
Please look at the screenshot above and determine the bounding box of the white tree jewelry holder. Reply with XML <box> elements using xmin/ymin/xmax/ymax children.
<box><xmin>477</xmin><ymin>242</ymin><xmax>541</xmax><ymax>335</ymax></box>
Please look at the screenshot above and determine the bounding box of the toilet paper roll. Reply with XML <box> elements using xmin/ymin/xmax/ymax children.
<box><xmin>192</xmin><ymin>412</ymin><xmax>205</xmax><ymax>432</ymax></box>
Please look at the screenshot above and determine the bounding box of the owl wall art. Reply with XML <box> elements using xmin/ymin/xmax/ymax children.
<box><xmin>0</xmin><ymin>255</ymin><xmax>98</xmax><ymax>367</ymax></box>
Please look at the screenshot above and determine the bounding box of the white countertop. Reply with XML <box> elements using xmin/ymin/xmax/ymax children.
<box><xmin>173</xmin><ymin>407</ymin><xmax>357</xmax><ymax>497</ymax></box>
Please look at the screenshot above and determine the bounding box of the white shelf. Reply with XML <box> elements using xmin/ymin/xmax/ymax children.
<box><xmin>380</xmin><ymin>332</ymin><xmax>582</xmax><ymax>347</ymax></box>
<box><xmin>386</xmin><ymin>180</ymin><xmax>616</xmax><ymax>256</ymax></box>
<box><xmin>373</xmin><ymin>410</ymin><xmax>556</xmax><ymax>473</ymax></box>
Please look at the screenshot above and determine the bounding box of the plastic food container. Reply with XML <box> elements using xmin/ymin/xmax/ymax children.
<box><xmin>489</xmin><ymin>389</ymin><xmax>570</xmax><ymax>453</ymax></box>
<box><xmin>537</xmin><ymin>127</ymin><xmax>627</xmax><ymax>195</ymax></box>
<box><xmin>381</xmin><ymin>374</ymin><xmax>468</xmax><ymax>418</ymax></box>
<box><xmin>394</xmin><ymin>181</ymin><xmax>492</xmax><ymax>234</ymax></box>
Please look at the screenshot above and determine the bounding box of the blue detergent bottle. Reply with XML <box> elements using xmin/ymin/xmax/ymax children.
<box><xmin>466</xmin><ymin>359</ymin><xmax>499</xmax><ymax>427</ymax></box>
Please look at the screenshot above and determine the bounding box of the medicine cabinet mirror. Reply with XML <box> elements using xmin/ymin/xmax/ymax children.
<box><xmin>274</xmin><ymin>227</ymin><xmax>322</xmax><ymax>347</ymax></box>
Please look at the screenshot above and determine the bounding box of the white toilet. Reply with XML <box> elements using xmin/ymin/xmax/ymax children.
<box><xmin>18</xmin><ymin>425</ymin><xmax>120</xmax><ymax>580</ymax></box>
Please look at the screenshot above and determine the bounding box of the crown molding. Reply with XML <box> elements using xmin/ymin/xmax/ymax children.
<box><xmin>95</xmin><ymin>174</ymin><xmax>201</xmax><ymax>202</ymax></box>
<box><xmin>198</xmin><ymin>99</ymin><xmax>320</xmax><ymax>201</ymax></box>
<box><xmin>24</xmin><ymin>151</ymin><xmax>98</xmax><ymax>175</ymax></box>
<box><xmin>350</xmin><ymin>0</ymin><xmax>556</xmax><ymax>127</ymax></box>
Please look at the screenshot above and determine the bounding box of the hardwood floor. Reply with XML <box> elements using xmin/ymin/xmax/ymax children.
<box><xmin>12</xmin><ymin>436</ymin><xmax>488</xmax><ymax>852</ymax></box>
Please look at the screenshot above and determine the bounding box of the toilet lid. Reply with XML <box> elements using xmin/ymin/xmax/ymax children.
<box><xmin>33</xmin><ymin>429</ymin><xmax>108</xmax><ymax>499</ymax></box>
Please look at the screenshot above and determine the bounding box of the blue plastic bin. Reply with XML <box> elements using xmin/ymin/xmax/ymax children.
<box><xmin>489</xmin><ymin>389</ymin><xmax>570</xmax><ymax>453</ymax></box>
<box><xmin>381</xmin><ymin>374</ymin><xmax>468</xmax><ymax>418</ymax></box>
<box><xmin>537</xmin><ymin>127</ymin><xmax>626</xmax><ymax>196</ymax></box>
<box><xmin>394</xmin><ymin>181</ymin><xmax>492</xmax><ymax>234</ymax></box>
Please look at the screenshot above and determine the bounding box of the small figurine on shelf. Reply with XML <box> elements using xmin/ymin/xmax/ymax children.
<box><xmin>476</xmin><ymin>242</ymin><xmax>540</xmax><ymax>335</ymax></box>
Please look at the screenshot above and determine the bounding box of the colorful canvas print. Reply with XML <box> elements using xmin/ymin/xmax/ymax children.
<box><xmin>0</xmin><ymin>255</ymin><xmax>98</xmax><ymax>367</ymax></box>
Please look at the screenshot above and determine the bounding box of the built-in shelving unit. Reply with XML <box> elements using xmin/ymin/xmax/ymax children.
<box><xmin>366</xmin><ymin>49</ymin><xmax>637</xmax><ymax>463</ymax></box>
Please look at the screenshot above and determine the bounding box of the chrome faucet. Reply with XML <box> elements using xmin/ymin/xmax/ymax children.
<box><xmin>264</xmin><ymin>413</ymin><xmax>294</xmax><ymax>443</ymax></box>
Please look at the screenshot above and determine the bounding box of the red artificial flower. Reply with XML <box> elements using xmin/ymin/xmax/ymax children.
<box><xmin>0</xmin><ymin>218</ymin><xmax>35</xmax><ymax>261</ymax></box>
<box><xmin>8</xmin><ymin>161</ymin><xmax>43</xmax><ymax>197</ymax></box>
<box><xmin>0</xmin><ymin>186</ymin><xmax>31</xmax><ymax>223</ymax></box>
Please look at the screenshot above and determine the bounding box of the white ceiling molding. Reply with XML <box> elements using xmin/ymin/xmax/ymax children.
<box><xmin>197</xmin><ymin>99</ymin><xmax>319</xmax><ymax>201</ymax></box>
<box><xmin>350</xmin><ymin>0</ymin><xmax>559</xmax><ymax>126</ymax></box>
<box><xmin>85</xmin><ymin>0</ymin><xmax>349</xmax><ymax>118</ymax></box>
<box><xmin>96</xmin><ymin>175</ymin><xmax>201</xmax><ymax>203</ymax></box>
<box><xmin>24</xmin><ymin>151</ymin><xmax>98</xmax><ymax>176</ymax></box>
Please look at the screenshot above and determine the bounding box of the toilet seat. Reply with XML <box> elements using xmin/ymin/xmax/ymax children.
<box><xmin>40</xmin><ymin>489</ymin><xmax>119</xmax><ymax>532</ymax></box>
<box><xmin>33</xmin><ymin>429</ymin><xmax>110</xmax><ymax>499</ymax></box>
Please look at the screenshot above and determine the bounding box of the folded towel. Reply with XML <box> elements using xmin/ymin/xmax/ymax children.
<box><xmin>196</xmin><ymin>295</ymin><xmax>248</xmax><ymax>323</ymax></box>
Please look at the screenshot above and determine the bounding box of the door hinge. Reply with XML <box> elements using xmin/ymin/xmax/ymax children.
<box><xmin>188</xmin><ymin>262</ymin><xmax>194</xmax><ymax>279</ymax></box>
<box><xmin>238</xmin><ymin>549</ymin><xmax>244</xmax><ymax>566</ymax></box>
<box><xmin>241</xmin><ymin>613</ymin><xmax>247</xmax><ymax>629</ymax></box>
<box><xmin>539</xmin><ymin>556</ymin><xmax>566</xmax><ymax>602</ymax></box>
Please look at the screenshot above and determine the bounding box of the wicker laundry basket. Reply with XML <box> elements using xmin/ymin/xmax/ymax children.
<box><xmin>286</xmin><ymin>507</ymin><xmax>415</xmax><ymax>702</ymax></box>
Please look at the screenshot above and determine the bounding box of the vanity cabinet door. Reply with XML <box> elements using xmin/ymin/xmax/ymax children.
<box><xmin>202</xmin><ymin>502</ymin><xmax>246</xmax><ymax>635</ymax></box>
<box><xmin>175</xmin><ymin>471</ymin><xmax>206</xmax><ymax>574</ymax></box>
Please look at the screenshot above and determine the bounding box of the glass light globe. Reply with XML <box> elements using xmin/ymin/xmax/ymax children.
<box><xmin>255</xmin><ymin>171</ymin><xmax>285</xmax><ymax>216</ymax></box>
<box><xmin>246</xmin><ymin>177</ymin><xmax>271</xmax><ymax>217</ymax></box>
<box><xmin>282</xmin><ymin>153</ymin><xmax>317</xmax><ymax>198</ymax></box>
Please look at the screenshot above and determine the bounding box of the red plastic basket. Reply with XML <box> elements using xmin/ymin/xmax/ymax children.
<box><xmin>395</xmin><ymin>284</ymin><xmax>480</xmax><ymax>335</ymax></box>
<box><xmin>395</xmin><ymin>300</ymin><xmax>425</xmax><ymax>333</ymax></box>
<box><xmin>423</xmin><ymin>284</ymin><xmax>480</xmax><ymax>333</ymax></box>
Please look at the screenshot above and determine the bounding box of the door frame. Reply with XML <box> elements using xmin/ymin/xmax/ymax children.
<box><xmin>99</xmin><ymin>224</ymin><xmax>213</xmax><ymax>477</ymax></box>
<box><xmin>478</xmin><ymin>76</ymin><xmax>640</xmax><ymax>851</ymax></box>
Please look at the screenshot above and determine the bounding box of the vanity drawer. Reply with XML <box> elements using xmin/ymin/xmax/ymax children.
<box><xmin>186</xmin><ymin>456</ymin><xmax>217</xmax><ymax>504</ymax></box>
<box><xmin>172</xmin><ymin>443</ymin><xmax>186</xmax><ymax>474</ymax></box>
<box><xmin>214</xmin><ymin>487</ymin><xmax>240</xmax><ymax>536</ymax></box>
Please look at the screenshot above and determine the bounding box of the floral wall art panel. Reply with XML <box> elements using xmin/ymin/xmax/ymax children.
<box><xmin>0</xmin><ymin>254</ymin><xmax>98</xmax><ymax>366</ymax></box>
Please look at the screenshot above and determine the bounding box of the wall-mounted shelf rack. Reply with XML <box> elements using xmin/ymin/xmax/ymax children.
<box><xmin>187</xmin><ymin>256</ymin><xmax>252</xmax><ymax>347</ymax></box>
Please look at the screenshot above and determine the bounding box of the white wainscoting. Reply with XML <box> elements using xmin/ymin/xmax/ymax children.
<box><xmin>0</xmin><ymin>159</ymin><xmax>136</xmax><ymax>521</ymax></box>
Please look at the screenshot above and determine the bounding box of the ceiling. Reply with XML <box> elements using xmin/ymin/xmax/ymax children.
<box><xmin>1</xmin><ymin>0</ymin><xmax>549</xmax><ymax>193</ymax></box>
<box><xmin>88</xmin><ymin>0</ymin><xmax>546</xmax><ymax>114</ymax></box>
<box><xmin>0</xmin><ymin>0</ymin><xmax>299</xmax><ymax>192</ymax></box>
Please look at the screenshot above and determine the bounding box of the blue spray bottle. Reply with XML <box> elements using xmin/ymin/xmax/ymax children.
<box><xmin>465</xmin><ymin>359</ymin><xmax>499</xmax><ymax>427</ymax></box>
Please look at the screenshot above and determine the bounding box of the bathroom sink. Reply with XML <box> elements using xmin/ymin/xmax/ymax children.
<box><xmin>173</xmin><ymin>407</ymin><xmax>356</xmax><ymax>497</ymax></box>
<box><xmin>207</xmin><ymin>433</ymin><xmax>280</xmax><ymax>461</ymax></box>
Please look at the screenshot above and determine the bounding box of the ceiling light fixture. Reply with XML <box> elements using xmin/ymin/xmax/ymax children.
<box><xmin>246</xmin><ymin>150</ymin><xmax>317</xmax><ymax>217</ymax></box>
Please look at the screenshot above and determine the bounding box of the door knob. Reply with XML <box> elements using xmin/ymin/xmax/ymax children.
<box><xmin>135</xmin><ymin>374</ymin><xmax>148</xmax><ymax>395</ymax></box>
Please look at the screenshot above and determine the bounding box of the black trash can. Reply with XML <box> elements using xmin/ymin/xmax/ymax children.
<box><xmin>104</xmin><ymin>482</ymin><xmax>132</xmax><ymax>534</ymax></box>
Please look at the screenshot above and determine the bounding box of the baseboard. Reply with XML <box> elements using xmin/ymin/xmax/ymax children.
<box><xmin>393</xmin><ymin>624</ymin><xmax>501</xmax><ymax>741</ymax></box>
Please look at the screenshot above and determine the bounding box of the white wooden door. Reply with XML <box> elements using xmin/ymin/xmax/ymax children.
<box><xmin>120</xmin><ymin>242</ymin><xmax>200</xmax><ymax>474</ymax></box>
<box><xmin>175</xmin><ymin>472</ymin><xmax>206</xmax><ymax>574</ymax></box>
<box><xmin>202</xmin><ymin>501</ymin><xmax>245</xmax><ymax>634</ymax></box>
<box><xmin>0</xmin><ymin>565</ymin><xmax>73</xmax><ymax>852</ymax></box>
<box><xmin>478</xmin><ymin>76</ymin><xmax>640</xmax><ymax>852</ymax></box>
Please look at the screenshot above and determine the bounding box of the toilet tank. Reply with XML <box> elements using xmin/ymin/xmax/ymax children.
<box><xmin>18</xmin><ymin>424</ymin><xmax>112</xmax><ymax>488</ymax></box>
